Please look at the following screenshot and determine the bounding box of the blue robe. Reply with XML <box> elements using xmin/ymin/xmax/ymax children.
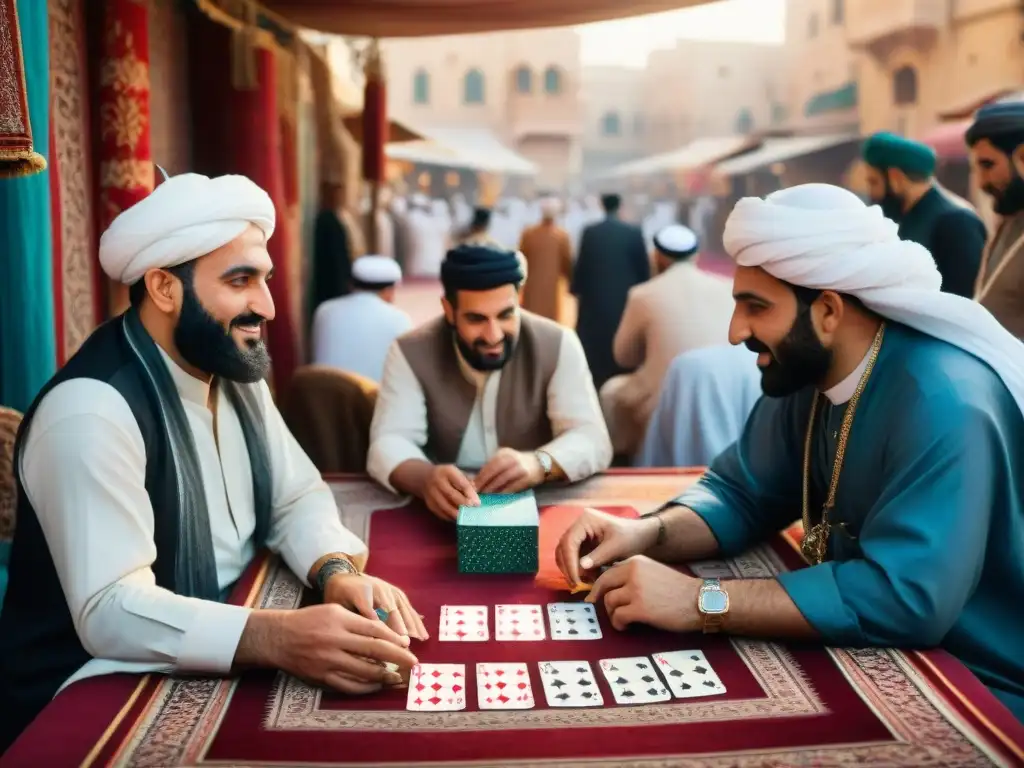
<box><xmin>677</xmin><ymin>323</ymin><xmax>1024</xmax><ymax>723</ymax></box>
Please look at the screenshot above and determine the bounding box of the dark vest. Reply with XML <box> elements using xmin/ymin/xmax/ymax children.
<box><xmin>396</xmin><ymin>311</ymin><xmax>562</xmax><ymax>466</ymax></box>
<box><xmin>0</xmin><ymin>317</ymin><xmax>268</xmax><ymax>753</ymax></box>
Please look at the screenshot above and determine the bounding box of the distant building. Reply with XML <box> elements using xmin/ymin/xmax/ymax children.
<box><xmin>580</xmin><ymin>67</ymin><xmax>648</xmax><ymax>181</ymax></box>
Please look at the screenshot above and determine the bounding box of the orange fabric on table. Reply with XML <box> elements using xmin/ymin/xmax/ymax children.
<box><xmin>535</xmin><ymin>504</ymin><xmax>639</xmax><ymax>592</ymax></box>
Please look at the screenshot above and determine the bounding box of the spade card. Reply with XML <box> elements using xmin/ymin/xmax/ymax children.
<box><xmin>495</xmin><ymin>604</ymin><xmax>546</xmax><ymax>641</ymax></box>
<box><xmin>439</xmin><ymin>605</ymin><xmax>489</xmax><ymax>641</ymax></box>
<box><xmin>547</xmin><ymin>602</ymin><xmax>602</xmax><ymax>640</ymax></box>
<box><xmin>538</xmin><ymin>660</ymin><xmax>604</xmax><ymax>707</ymax></box>
<box><xmin>476</xmin><ymin>662</ymin><xmax>535</xmax><ymax>709</ymax></box>
<box><xmin>652</xmin><ymin>650</ymin><xmax>727</xmax><ymax>698</ymax></box>
<box><xmin>406</xmin><ymin>663</ymin><xmax>467</xmax><ymax>711</ymax></box>
<box><xmin>599</xmin><ymin>656</ymin><xmax>671</xmax><ymax>705</ymax></box>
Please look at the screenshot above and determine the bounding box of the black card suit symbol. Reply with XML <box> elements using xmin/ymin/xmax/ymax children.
<box><xmin>608</xmin><ymin>664</ymin><xmax>619</xmax><ymax>671</ymax></box>
<box><xmin>621</xmin><ymin>689</ymin><xmax>635</xmax><ymax>698</ymax></box>
<box><xmin>614</xmin><ymin>676</ymin><xmax>629</xmax><ymax>685</ymax></box>
<box><xmin>636</xmin><ymin>662</ymin><xmax>649</xmax><ymax>669</ymax></box>
<box><xmin>566</xmin><ymin>618</ymin><xmax>577</xmax><ymax>625</ymax></box>
<box><xmin>689</xmin><ymin>655</ymin><xmax>700</xmax><ymax>661</ymax></box>
<box><xmin>694</xmin><ymin>666</ymin><xmax>708</xmax><ymax>675</ymax></box>
<box><xmin>702</xmin><ymin>680</ymin><xmax>718</xmax><ymax>689</ymax></box>
<box><xmin>587</xmin><ymin>628</ymin><xmax>599</xmax><ymax>634</ymax></box>
<box><xmin>640</xmin><ymin>675</ymin><xmax>656</xmax><ymax>683</ymax></box>
<box><xmin>587</xmin><ymin>618</ymin><xmax>597</xmax><ymax>623</ymax></box>
<box><xmin>568</xmin><ymin>629</ymin><xmax>579</xmax><ymax>635</ymax></box>
<box><xmin>577</xmin><ymin>678</ymin><xmax>593</xmax><ymax>686</ymax></box>
<box><xmin>669</xmin><ymin>670</ymin><xmax>683</xmax><ymax>678</ymax></box>
<box><xmin>680</xmin><ymin>682</ymin><xmax>692</xmax><ymax>690</ymax></box>
<box><xmin>646</xmin><ymin>688</ymin><xmax>661</xmax><ymax>696</ymax></box>
<box><xmin>575</xmin><ymin>666</ymin><xmax>588</xmax><ymax>673</ymax></box>
<box><xmin>581</xmin><ymin>691</ymin><xmax>596</xmax><ymax>699</ymax></box>
<box><xmin>555</xmin><ymin>692</ymin><xmax>570</xmax><ymax>701</ymax></box>
<box><xmin>551</xmin><ymin>679</ymin><xmax>566</xmax><ymax>688</ymax></box>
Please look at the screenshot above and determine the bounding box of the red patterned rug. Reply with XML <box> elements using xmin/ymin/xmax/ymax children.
<box><xmin>5</xmin><ymin>472</ymin><xmax>1024</xmax><ymax>767</ymax></box>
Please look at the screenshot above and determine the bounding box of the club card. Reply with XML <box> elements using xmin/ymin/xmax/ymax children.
<box><xmin>495</xmin><ymin>604</ymin><xmax>546</xmax><ymax>641</ymax></box>
<box><xmin>599</xmin><ymin>656</ymin><xmax>671</xmax><ymax>705</ymax></box>
<box><xmin>439</xmin><ymin>605</ymin><xmax>489</xmax><ymax>641</ymax></box>
<box><xmin>476</xmin><ymin>662</ymin><xmax>535</xmax><ymax>709</ymax></box>
<box><xmin>538</xmin><ymin>660</ymin><xmax>604</xmax><ymax>707</ymax></box>
<box><xmin>406</xmin><ymin>663</ymin><xmax>467</xmax><ymax>711</ymax></box>
<box><xmin>547</xmin><ymin>602</ymin><xmax>602</xmax><ymax>640</ymax></box>
<box><xmin>652</xmin><ymin>650</ymin><xmax>727</xmax><ymax>698</ymax></box>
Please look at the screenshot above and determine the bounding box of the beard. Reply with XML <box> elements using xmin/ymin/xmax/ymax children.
<box><xmin>451</xmin><ymin>324</ymin><xmax>516</xmax><ymax>372</ymax></box>
<box><xmin>744</xmin><ymin>309</ymin><xmax>832</xmax><ymax>398</ymax></box>
<box><xmin>986</xmin><ymin>171</ymin><xmax>1024</xmax><ymax>216</ymax></box>
<box><xmin>174</xmin><ymin>283</ymin><xmax>271</xmax><ymax>384</ymax></box>
<box><xmin>871</xmin><ymin>178</ymin><xmax>905</xmax><ymax>223</ymax></box>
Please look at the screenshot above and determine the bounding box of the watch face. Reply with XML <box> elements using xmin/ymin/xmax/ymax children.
<box><xmin>700</xmin><ymin>590</ymin><xmax>728</xmax><ymax>614</ymax></box>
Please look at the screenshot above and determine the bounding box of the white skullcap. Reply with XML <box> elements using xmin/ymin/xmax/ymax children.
<box><xmin>654</xmin><ymin>223</ymin><xmax>699</xmax><ymax>258</ymax></box>
<box><xmin>352</xmin><ymin>255</ymin><xmax>402</xmax><ymax>286</ymax></box>
<box><xmin>540</xmin><ymin>197</ymin><xmax>562</xmax><ymax>217</ymax></box>
<box><xmin>99</xmin><ymin>173</ymin><xmax>275</xmax><ymax>285</ymax></box>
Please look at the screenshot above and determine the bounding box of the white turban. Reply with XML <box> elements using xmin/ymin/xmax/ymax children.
<box><xmin>724</xmin><ymin>183</ymin><xmax>1024</xmax><ymax>415</ymax></box>
<box><xmin>99</xmin><ymin>173</ymin><xmax>275</xmax><ymax>285</ymax></box>
<box><xmin>540</xmin><ymin>197</ymin><xmax>562</xmax><ymax>218</ymax></box>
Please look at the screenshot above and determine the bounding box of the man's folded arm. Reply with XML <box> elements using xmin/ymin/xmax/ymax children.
<box><xmin>668</xmin><ymin>394</ymin><xmax>804</xmax><ymax>558</ymax></box>
<box><xmin>773</xmin><ymin>399</ymin><xmax>996</xmax><ymax>648</ymax></box>
<box><xmin>258</xmin><ymin>382</ymin><xmax>368</xmax><ymax>579</ymax></box>
<box><xmin>366</xmin><ymin>341</ymin><xmax>432</xmax><ymax>494</ymax></box>
<box><xmin>542</xmin><ymin>330</ymin><xmax>613</xmax><ymax>480</ymax></box>
<box><xmin>21</xmin><ymin>389</ymin><xmax>251</xmax><ymax>675</ymax></box>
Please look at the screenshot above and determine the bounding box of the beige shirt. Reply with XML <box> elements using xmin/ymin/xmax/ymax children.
<box><xmin>20</xmin><ymin>348</ymin><xmax>366</xmax><ymax>692</ymax></box>
<box><xmin>368</xmin><ymin>328</ymin><xmax>612</xmax><ymax>490</ymax></box>
<box><xmin>612</xmin><ymin>261</ymin><xmax>735</xmax><ymax>421</ymax></box>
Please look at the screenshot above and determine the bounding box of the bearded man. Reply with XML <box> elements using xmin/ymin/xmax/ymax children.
<box><xmin>0</xmin><ymin>173</ymin><xmax>427</xmax><ymax>754</ymax></box>
<box><xmin>967</xmin><ymin>98</ymin><xmax>1024</xmax><ymax>338</ymax></box>
<box><xmin>862</xmin><ymin>131</ymin><xmax>985</xmax><ymax>298</ymax></box>
<box><xmin>368</xmin><ymin>244</ymin><xmax>612</xmax><ymax>520</ymax></box>
<box><xmin>555</xmin><ymin>184</ymin><xmax>1024</xmax><ymax>723</ymax></box>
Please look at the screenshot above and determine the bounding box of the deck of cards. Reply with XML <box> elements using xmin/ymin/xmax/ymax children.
<box><xmin>407</xmin><ymin>602</ymin><xmax>727</xmax><ymax>712</ymax></box>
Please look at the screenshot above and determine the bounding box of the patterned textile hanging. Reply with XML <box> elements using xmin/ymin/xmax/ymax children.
<box><xmin>0</xmin><ymin>0</ymin><xmax>47</xmax><ymax>177</ymax></box>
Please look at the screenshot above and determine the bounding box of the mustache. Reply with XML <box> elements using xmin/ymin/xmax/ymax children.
<box><xmin>744</xmin><ymin>337</ymin><xmax>771</xmax><ymax>355</ymax></box>
<box><xmin>231</xmin><ymin>313</ymin><xmax>267</xmax><ymax>328</ymax></box>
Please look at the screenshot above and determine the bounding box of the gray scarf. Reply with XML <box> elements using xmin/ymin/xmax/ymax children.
<box><xmin>122</xmin><ymin>309</ymin><xmax>272</xmax><ymax>600</ymax></box>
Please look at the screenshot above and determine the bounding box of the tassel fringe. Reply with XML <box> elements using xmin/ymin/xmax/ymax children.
<box><xmin>0</xmin><ymin>151</ymin><xmax>47</xmax><ymax>179</ymax></box>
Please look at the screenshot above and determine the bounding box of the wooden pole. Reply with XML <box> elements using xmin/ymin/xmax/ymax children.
<box><xmin>362</xmin><ymin>38</ymin><xmax>387</xmax><ymax>254</ymax></box>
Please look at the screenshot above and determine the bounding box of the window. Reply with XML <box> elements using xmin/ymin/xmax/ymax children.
<box><xmin>543</xmin><ymin>66</ymin><xmax>561</xmax><ymax>94</ymax></box>
<box><xmin>514</xmin><ymin>65</ymin><xmax>532</xmax><ymax>94</ymax></box>
<box><xmin>892</xmin><ymin>65</ymin><xmax>918</xmax><ymax>105</ymax></box>
<box><xmin>601</xmin><ymin>111</ymin><xmax>621</xmax><ymax>136</ymax></box>
<box><xmin>735</xmin><ymin>108</ymin><xmax>754</xmax><ymax>134</ymax></box>
<box><xmin>412</xmin><ymin>69</ymin><xmax>429</xmax><ymax>104</ymax></box>
<box><xmin>808</xmin><ymin>13</ymin><xmax>819</xmax><ymax>38</ymax></box>
<box><xmin>463</xmin><ymin>68</ymin><xmax>485</xmax><ymax>104</ymax></box>
<box><xmin>831</xmin><ymin>0</ymin><xmax>844</xmax><ymax>24</ymax></box>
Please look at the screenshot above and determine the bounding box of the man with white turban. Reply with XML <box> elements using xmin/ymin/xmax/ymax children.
<box><xmin>517</xmin><ymin>196</ymin><xmax>573</xmax><ymax>321</ymax></box>
<box><xmin>556</xmin><ymin>184</ymin><xmax>1024</xmax><ymax>724</ymax></box>
<box><xmin>0</xmin><ymin>173</ymin><xmax>427</xmax><ymax>752</ymax></box>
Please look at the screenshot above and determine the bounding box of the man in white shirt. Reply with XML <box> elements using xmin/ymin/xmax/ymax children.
<box><xmin>404</xmin><ymin>194</ymin><xmax>449</xmax><ymax>278</ymax></box>
<box><xmin>311</xmin><ymin>255</ymin><xmax>413</xmax><ymax>382</ymax></box>
<box><xmin>600</xmin><ymin>224</ymin><xmax>734</xmax><ymax>456</ymax></box>
<box><xmin>0</xmin><ymin>173</ymin><xmax>426</xmax><ymax>753</ymax></box>
<box><xmin>368</xmin><ymin>244</ymin><xmax>612</xmax><ymax>521</ymax></box>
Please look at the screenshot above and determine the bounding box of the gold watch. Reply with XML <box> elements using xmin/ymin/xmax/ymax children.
<box><xmin>697</xmin><ymin>578</ymin><xmax>730</xmax><ymax>633</ymax></box>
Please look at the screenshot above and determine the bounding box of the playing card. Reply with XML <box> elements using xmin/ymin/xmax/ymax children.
<box><xmin>495</xmin><ymin>604</ymin><xmax>546</xmax><ymax>641</ymax></box>
<box><xmin>439</xmin><ymin>605</ymin><xmax>489</xmax><ymax>641</ymax></box>
<box><xmin>652</xmin><ymin>650</ymin><xmax>727</xmax><ymax>698</ymax></box>
<box><xmin>547</xmin><ymin>602</ymin><xmax>602</xmax><ymax>640</ymax></box>
<box><xmin>406</xmin><ymin>663</ymin><xmax>467</xmax><ymax>711</ymax></box>
<box><xmin>599</xmin><ymin>656</ymin><xmax>671</xmax><ymax>705</ymax></box>
<box><xmin>476</xmin><ymin>662</ymin><xmax>535</xmax><ymax>709</ymax></box>
<box><xmin>538</xmin><ymin>660</ymin><xmax>604</xmax><ymax>707</ymax></box>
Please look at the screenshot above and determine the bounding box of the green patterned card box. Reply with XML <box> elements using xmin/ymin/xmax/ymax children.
<box><xmin>457</xmin><ymin>491</ymin><xmax>539</xmax><ymax>574</ymax></box>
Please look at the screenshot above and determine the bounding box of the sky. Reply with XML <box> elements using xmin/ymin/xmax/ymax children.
<box><xmin>576</xmin><ymin>0</ymin><xmax>787</xmax><ymax>68</ymax></box>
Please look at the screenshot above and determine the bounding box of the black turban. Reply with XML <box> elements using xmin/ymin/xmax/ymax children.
<box><xmin>441</xmin><ymin>244</ymin><xmax>524</xmax><ymax>292</ymax></box>
<box><xmin>965</xmin><ymin>99</ymin><xmax>1024</xmax><ymax>155</ymax></box>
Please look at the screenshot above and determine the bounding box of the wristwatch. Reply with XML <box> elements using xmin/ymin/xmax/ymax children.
<box><xmin>697</xmin><ymin>578</ymin><xmax>730</xmax><ymax>633</ymax></box>
<box><xmin>535</xmin><ymin>450</ymin><xmax>553</xmax><ymax>480</ymax></box>
<box><xmin>315</xmin><ymin>556</ymin><xmax>358</xmax><ymax>595</ymax></box>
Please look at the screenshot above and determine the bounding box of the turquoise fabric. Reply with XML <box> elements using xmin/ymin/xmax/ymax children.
<box><xmin>0</xmin><ymin>0</ymin><xmax>56</xmax><ymax>414</ymax></box>
<box><xmin>804</xmin><ymin>81</ymin><xmax>858</xmax><ymax>117</ymax></box>
<box><xmin>0</xmin><ymin>541</ymin><xmax>9</xmax><ymax>612</ymax></box>
<box><xmin>678</xmin><ymin>324</ymin><xmax>1024</xmax><ymax>724</ymax></box>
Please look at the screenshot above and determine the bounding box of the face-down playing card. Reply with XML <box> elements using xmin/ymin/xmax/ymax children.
<box><xmin>407</xmin><ymin>664</ymin><xmax>467</xmax><ymax>711</ymax></box>
<box><xmin>652</xmin><ymin>650</ymin><xmax>727</xmax><ymax>698</ymax></box>
<box><xmin>538</xmin><ymin>660</ymin><xmax>604</xmax><ymax>707</ymax></box>
<box><xmin>476</xmin><ymin>662</ymin><xmax>535</xmax><ymax>709</ymax></box>
<box><xmin>599</xmin><ymin>656</ymin><xmax>671</xmax><ymax>705</ymax></box>
<box><xmin>495</xmin><ymin>604</ymin><xmax>546</xmax><ymax>641</ymax></box>
<box><xmin>547</xmin><ymin>602</ymin><xmax>602</xmax><ymax>640</ymax></box>
<box><xmin>439</xmin><ymin>605</ymin><xmax>489</xmax><ymax>641</ymax></box>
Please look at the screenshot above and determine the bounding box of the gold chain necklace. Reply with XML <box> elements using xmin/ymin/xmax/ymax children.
<box><xmin>800</xmin><ymin>323</ymin><xmax>886</xmax><ymax>565</ymax></box>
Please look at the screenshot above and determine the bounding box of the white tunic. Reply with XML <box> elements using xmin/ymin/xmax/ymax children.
<box><xmin>367</xmin><ymin>328</ymin><xmax>612</xmax><ymax>490</ymax></box>
<box><xmin>19</xmin><ymin>347</ymin><xmax>366</xmax><ymax>691</ymax></box>
<box><xmin>311</xmin><ymin>292</ymin><xmax>414</xmax><ymax>383</ymax></box>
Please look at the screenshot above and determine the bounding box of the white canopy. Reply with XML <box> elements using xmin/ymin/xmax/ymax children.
<box><xmin>386</xmin><ymin>127</ymin><xmax>537</xmax><ymax>176</ymax></box>
<box><xmin>714</xmin><ymin>133</ymin><xmax>858</xmax><ymax>177</ymax></box>
<box><xmin>600</xmin><ymin>136</ymin><xmax>756</xmax><ymax>180</ymax></box>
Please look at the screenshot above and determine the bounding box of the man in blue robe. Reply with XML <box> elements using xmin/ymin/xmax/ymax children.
<box><xmin>555</xmin><ymin>184</ymin><xmax>1024</xmax><ymax>722</ymax></box>
<box><xmin>862</xmin><ymin>132</ymin><xmax>985</xmax><ymax>298</ymax></box>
